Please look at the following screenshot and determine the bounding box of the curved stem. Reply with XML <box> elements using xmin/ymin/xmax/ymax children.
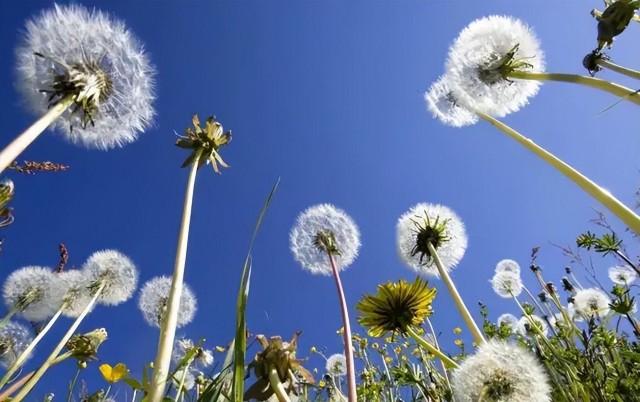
<box><xmin>508</xmin><ymin>71</ymin><xmax>640</xmax><ymax>106</ymax></box>
<box><xmin>0</xmin><ymin>307</ymin><xmax>20</xmax><ymax>330</ymax></box>
<box><xmin>327</xmin><ymin>254</ymin><xmax>357</xmax><ymax>402</ymax></box>
<box><xmin>0</xmin><ymin>95</ymin><xmax>75</xmax><ymax>174</ymax></box>
<box><xmin>404</xmin><ymin>326</ymin><xmax>459</xmax><ymax>369</ymax></box>
<box><xmin>595</xmin><ymin>59</ymin><xmax>640</xmax><ymax>80</ymax></box>
<box><xmin>11</xmin><ymin>282</ymin><xmax>105</xmax><ymax>402</ymax></box>
<box><xmin>427</xmin><ymin>243</ymin><xmax>485</xmax><ymax>345</ymax></box>
<box><xmin>148</xmin><ymin>155</ymin><xmax>200</xmax><ymax>402</ymax></box>
<box><xmin>476</xmin><ymin>112</ymin><xmax>640</xmax><ymax>235</ymax></box>
<box><xmin>268</xmin><ymin>367</ymin><xmax>291</xmax><ymax>402</ymax></box>
<box><xmin>0</xmin><ymin>307</ymin><xmax>65</xmax><ymax>390</ymax></box>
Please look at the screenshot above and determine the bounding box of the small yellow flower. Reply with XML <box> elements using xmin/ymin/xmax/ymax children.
<box><xmin>372</xmin><ymin>343</ymin><xmax>379</xmax><ymax>350</ymax></box>
<box><xmin>99</xmin><ymin>363</ymin><xmax>128</xmax><ymax>383</ymax></box>
<box><xmin>401</xmin><ymin>355</ymin><xmax>408</xmax><ymax>362</ymax></box>
<box><xmin>454</xmin><ymin>339</ymin><xmax>463</xmax><ymax>347</ymax></box>
<box><xmin>453</xmin><ymin>327</ymin><xmax>462</xmax><ymax>335</ymax></box>
<box><xmin>215</xmin><ymin>346</ymin><xmax>225</xmax><ymax>352</ymax></box>
<box><xmin>384</xmin><ymin>356</ymin><xmax>393</xmax><ymax>363</ymax></box>
<box><xmin>319</xmin><ymin>380</ymin><xmax>327</xmax><ymax>388</ymax></box>
<box><xmin>310</xmin><ymin>346</ymin><xmax>317</xmax><ymax>353</ymax></box>
<box><xmin>412</xmin><ymin>348</ymin><xmax>420</xmax><ymax>356</ymax></box>
<box><xmin>394</xmin><ymin>346</ymin><xmax>402</xmax><ymax>354</ymax></box>
<box><xmin>337</xmin><ymin>327</ymin><xmax>344</xmax><ymax>335</ymax></box>
<box><xmin>385</xmin><ymin>337</ymin><xmax>393</xmax><ymax>344</ymax></box>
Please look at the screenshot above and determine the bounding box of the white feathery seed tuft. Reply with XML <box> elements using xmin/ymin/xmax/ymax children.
<box><xmin>490</xmin><ymin>271</ymin><xmax>523</xmax><ymax>298</ymax></box>
<box><xmin>83</xmin><ymin>250</ymin><xmax>138</xmax><ymax>306</ymax></box>
<box><xmin>58</xmin><ymin>269</ymin><xmax>94</xmax><ymax>318</ymax></box>
<box><xmin>572</xmin><ymin>288</ymin><xmax>611</xmax><ymax>319</ymax></box>
<box><xmin>172</xmin><ymin>338</ymin><xmax>213</xmax><ymax>368</ymax></box>
<box><xmin>516</xmin><ymin>315</ymin><xmax>548</xmax><ymax>337</ymax></box>
<box><xmin>3</xmin><ymin>266</ymin><xmax>63</xmax><ymax>321</ymax></box>
<box><xmin>608</xmin><ymin>265</ymin><xmax>638</xmax><ymax>285</ymax></box>
<box><xmin>138</xmin><ymin>276</ymin><xmax>197</xmax><ymax>328</ymax></box>
<box><xmin>326</xmin><ymin>353</ymin><xmax>347</xmax><ymax>377</ymax></box>
<box><xmin>424</xmin><ymin>76</ymin><xmax>478</xmax><ymax>127</ymax></box>
<box><xmin>290</xmin><ymin>204</ymin><xmax>361</xmax><ymax>275</ymax></box>
<box><xmin>494</xmin><ymin>259</ymin><xmax>521</xmax><ymax>275</ymax></box>
<box><xmin>0</xmin><ymin>321</ymin><xmax>34</xmax><ymax>369</ymax></box>
<box><xmin>496</xmin><ymin>313</ymin><xmax>518</xmax><ymax>331</ymax></box>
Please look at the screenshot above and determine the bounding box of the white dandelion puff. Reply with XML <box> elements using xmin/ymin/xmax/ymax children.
<box><xmin>445</xmin><ymin>15</ymin><xmax>544</xmax><ymax>117</ymax></box>
<box><xmin>572</xmin><ymin>288</ymin><xmax>611</xmax><ymax>319</ymax></box>
<box><xmin>3</xmin><ymin>266</ymin><xmax>63</xmax><ymax>321</ymax></box>
<box><xmin>0</xmin><ymin>321</ymin><xmax>34</xmax><ymax>369</ymax></box>
<box><xmin>452</xmin><ymin>339</ymin><xmax>551</xmax><ymax>402</ymax></box>
<box><xmin>326</xmin><ymin>354</ymin><xmax>347</xmax><ymax>377</ymax></box>
<box><xmin>490</xmin><ymin>271</ymin><xmax>523</xmax><ymax>298</ymax></box>
<box><xmin>396</xmin><ymin>203</ymin><xmax>467</xmax><ymax>277</ymax></box>
<box><xmin>424</xmin><ymin>76</ymin><xmax>478</xmax><ymax>127</ymax></box>
<box><xmin>290</xmin><ymin>204</ymin><xmax>361</xmax><ymax>275</ymax></box>
<box><xmin>58</xmin><ymin>269</ymin><xmax>93</xmax><ymax>318</ymax></box>
<box><xmin>15</xmin><ymin>4</ymin><xmax>156</xmax><ymax>150</ymax></box>
<box><xmin>172</xmin><ymin>338</ymin><xmax>213</xmax><ymax>368</ymax></box>
<box><xmin>83</xmin><ymin>250</ymin><xmax>138</xmax><ymax>306</ymax></box>
<box><xmin>496</xmin><ymin>313</ymin><xmax>518</xmax><ymax>330</ymax></box>
<box><xmin>516</xmin><ymin>315</ymin><xmax>548</xmax><ymax>337</ymax></box>
<box><xmin>494</xmin><ymin>259</ymin><xmax>521</xmax><ymax>275</ymax></box>
<box><xmin>139</xmin><ymin>277</ymin><xmax>197</xmax><ymax>329</ymax></box>
<box><xmin>608</xmin><ymin>265</ymin><xmax>638</xmax><ymax>285</ymax></box>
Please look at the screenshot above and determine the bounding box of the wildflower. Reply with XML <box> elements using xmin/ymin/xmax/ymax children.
<box><xmin>3</xmin><ymin>266</ymin><xmax>63</xmax><ymax>321</ymax></box>
<box><xmin>490</xmin><ymin>271</ymin><xmax>523</xmax><ymax>298</ymax></box>
<box><xmin>424</xmin><ymin>76</ymin><xmax>478</xmax><ymax>127</ymax></box>
<box><xmin>172</xmin><ymin>338</ymin><xmax>213</xmax><ymax>368</ymax></box>
<box><xmin>65</xmin><ymin>328</ymin><xmax>108</xmax><ymax>363</ymax></box>
<box><xmin>516</xmin><ymin>315</ymin><xmax>548</xmax><ymax>337</ymax></box>
<box><xmin>58</xmin><ymin>269</ymin><xmax>93</xmax><ymax>318</ymax></box>
<box><xmin>396</xmin><ymin>203</ymin><xmax>467</xmax><ymax>277</ymax></box>
<box><xmin>16</xmin><ymin>4</ymin><xmax>156</xmax><ymax>149</ymax></box>
<box><xmin>494</xmin><ymin>259</ymin><xmax>521</xmax><ymax>275</ymax></box>
<box><xmin>138</xmin><ymin>276</ymin><xmax>197</xmax><ymax>328</ymax></box>
<box><xmin>176</xmin><ymin>115</ymin><xmax>231</xmax><ymax>172</ymax></box>
<box><xmin>608</xmin><ymin>265</ymin><xmax>638</xmax><ymax>285</ymax></box>
<box><xmin>356</xmin><ymin>277</ymin><xmax>436</xmax><ymax>337</ymax></box>
<box><xmin>326</xmin><ymin>354</ymin><xmax>347</xmax><ymax>377</ymax></box>
<box><xmin>83</xmin><ymin>250</ymin><xmax>138</xmax><ymax>306</ymax></box>
<box><xmin>572</xmin><ymin>288</ymin><xmax>611</xmax><ymax>318</ymax></box>
<box><xmin>445</xmin><ymin>16</ymin><xmax>544</xmax><ymax>117</ymax></box>
<box><xmin>451</xmin><ymin>339</ymin><xmax>551</xmax><ymax>402</ymax></box>
<box><xmin>453</xmin><ymin>327</ymin><xmax>462</xmax><ymax>335</ymax></box>
<box><xmin>289</xmin><ymin>204</ymin><xmax>361</xmax><ymax>275</ymax></box>
<box><xmin>0</xmin><ymin>321</ymin><xmax>33</xmax><ymax>368</ymax></box>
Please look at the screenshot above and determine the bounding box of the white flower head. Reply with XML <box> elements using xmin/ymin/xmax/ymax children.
<box><xmin>496</xmin><ymin>313</ymin><xmax>518</xmax><ymax>330</ymax></box>
<box><xmin>548</xmin><ymin>313</ymin><xmax>571</xmax><ymax>331</ymax></box>
<box><xmin>396</xmin><ymin>203</ymin><xmax>467</xmax><ymax>277</ymax></box>
<box><xmin>567</xmin><ymin>302</ymin><xmax>584</xmax><ymax>323</ymax></box>
<box><xmin>445</xmin><ymin>15</ymin><xmax>545</xmax><ymax>117</ymax></box>
<box><xmin>16</xmin><ymin>4</ymin><xmax>156</xmax><ymax>149</ymax></box>
<box><xmin>326</xmin><ymin>353</ymin><xmax>347</xmax><ymax>377</ymax></box>
<box><xmin>494</xmin><ymin>259</ymin><xmax>521</xmax><ymax>275</ymax></box>
<box><xmin>83</xmin><ymin>250</ymin><xmax>138</xmax><ymax>306</ymax></box>
<box><xmin>58</xmin><ymin>269</ymin><xmax>94</xmax><ymax>318</ymax></box>
<box><xmin>3</xmin><ymin>266</ymin><xmax>63</xmax><ymax>321</ymax></box>
<box><xmin>290</xmin><ymin>204</ymin><xmax>361</xmax><ymax>275</ymax></box>
<box><xmin>516</xmin><ymin>315</ymin><xmax>548</xmax><ymax>338</ymax></box>
<box><xmin>608</xmin><ymin>265</ymin><xmax>638</xmax><ymax>285</ymax></box>
<box><xmin>172</xmin><ymin>368</ymin><xmax>195</xmax><ymax>391</ymax></box>
<box><xmin>490</xmin><ymin>271</ymin><xmax>523</xmax><ymax>298</ymax></box>
<box><xmin>572</xmin><ymin>288</ymin><xmax>611</xmax><ymax>319</ymax></box>
<box><xmin>139</xmin><ymin>277</ymin><xmax>197</xmax><ymax>328</ymax></box>
<box><xmin>172</xmin><ymin>338</ymin><xmax>214</xmax><ymax>368</ymax></box>
<box><xmin>452</xmin><ymin>339</ymin><xmax>551</xmax><ymax>402</ymax></box>
<box><xmin>0</xmin><ymin>321</ymin><xmax>34</xmax><ymax>369</ymax></box>
<box><xmin>424</xmin><ymin>76</ymin><xmax>478</xmax><ymax>127</ymax></box>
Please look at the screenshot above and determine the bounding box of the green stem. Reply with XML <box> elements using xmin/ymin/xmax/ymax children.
<box><xmin>174</xmin><ymin>359</ymin><xmax>193</xmax><ymax>402</ymax></box>
<box><xmin>405</xmin><ymin>326</ymin><xmax>459</xmax><ymax>369</ymax></box>
<box><xmin>0</xmin><ymin>94</ymin><xmax>75</xmax><ymax>174</ymax></box>
<box><xmin>11</xmin><ymin>282</ymin><xmax>105</xmax><ymax>402</ymax></box>
<box><xmin>595</xmin><ymin>58</ymin><xmax>640</xmax><ymax>80</ymax></box>
<box><xmin>0</xmin><ymin>306</ymin><xmax>65</xmax><ymax>390</ymax></box>
<box><xmin>148</xmin><ymin>154</ymin><xmax>200</xmax><ymax>402</ymax></box>
<box><xmin>327</xmin><ymin>254</ymin><xmax>357</xmax><ymax>402</ymax></box>
<box><xmin>427</xmin><ymin>243</ymin><xmax>485</xmax><ymax>345</ymax></box>
<box><xmin>66</xmin><ymin>368</ymin><xmax>81</xmax><ymax>402</ymax></box>
<box><xmin>476</xmin><ymin>112</ymin><xmax>640</xmax><ymax>235</ymax></box>
<box><xmin>426</xmin><ymin>318</ymin><xmax>451</xmax><ymax>389</ymax></box>
<box><xmin>508</xmin><ymin>71</ymin><xmax>640</xmax><ymax>106</ymax></box>
<box><xmin>267</xmin><ymin>366</ymin><xmax>291</xmax><ymax>402</ymax></box>
<box><xmin>0</xmin><ymin>306</ymin><xmax>20</xmax><ymax>330</ymax></box>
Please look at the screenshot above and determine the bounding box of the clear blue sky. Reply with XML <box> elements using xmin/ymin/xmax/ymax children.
<box><xmin>0</xmin><ymin>0</ymin><xmax>638</xmax><ymax>399</ymax></box>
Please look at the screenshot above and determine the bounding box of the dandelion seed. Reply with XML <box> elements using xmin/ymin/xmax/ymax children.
<box><xmin>608</xmin><ymin>265</ymin><xmax>638</xmax><ymax>285</ymax></box>
<box><xmin>82</xmin><ymin>250</ymin><xmax>138</xmax><ymax>306</ymax></box>
<box><xmin>445</xmin><ymin>15</ymin><xmax>544</xmax><ymax>117</ymax></box>
<box><xmin>424</xmin><ymin>76</ymin><xmax>478</xmax><ymax>127</ymax></box>
<box><xmin>289</xmin><ymin>204</ymin><xmax>361</xmax><ymax>275</ymax></box>
<box><xmin>573</xmin><ymin>288</ymin><xmax>611</xmax><ymax>319</ymax></box>
<box><xmin>452</xmin><ymin>339</ymin><xmax>551</xmax><ymax>402</ymax></box>
<box><xmin>326</xmin><ymin>354</ymin><xmax>347</xmax><ymax>377</ymax></box>
<box><xmin>494</xmin><ymin>259</ymin><xmax>521</xmax><ymax>275</ymax></box>
<box><xmin>15</xmin><ymin>4</ymin><xmax>156</xmax><ymax>150</ymax></box>
<box><xmin>0</xmin><ymin>321</ymin><xmax>33</xmax><ymax>369</ymax></box>
<box><xmin>138</xmin><ymin>277</ymin><xmax>197</xmax><ymax>328</ymax></box>
<box><xmin>3</xmin><ymin>266</ymin><xmax>62</xmax><ymax>321</ymax></box>
<box><xmin>396</xmin><ymin>203</ymin><xmax>467</xmax><ymax>277</ymax></box>
<box><xmin>490</xmin><ymin>271</ymin><xmax>523</xmax><ymax>298</ymax></box>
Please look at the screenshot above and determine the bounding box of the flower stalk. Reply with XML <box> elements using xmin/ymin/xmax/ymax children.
<box><xmin>595</xmin><ymin>58</ymin><xmax>640</xmax><ymax>80</ymax></box>
<box><xmin>268</xmin><ymin>366</ymin><xmax>291</xmax><ymax>402</ymax></box>
<box><xmin>404</xmin><ymin>326</ymin><xmax>458</xmax><ymax>369</ymax></box>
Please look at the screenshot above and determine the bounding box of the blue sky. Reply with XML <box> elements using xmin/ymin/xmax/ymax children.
<box><xmin>0</xmin><ymin>0</ymin><xmax>638</xmax><ymax>399</ymax></box>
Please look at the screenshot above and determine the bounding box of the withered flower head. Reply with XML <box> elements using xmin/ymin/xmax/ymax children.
<box><xmin>176</xmin><ymin>114</ymin><xmax>231</xmax><ymax>173</ymax></box>
<box><xmin>65</xmin><ymin>327</ymin><xmax>108</xmax><ymax>364</ymax></box>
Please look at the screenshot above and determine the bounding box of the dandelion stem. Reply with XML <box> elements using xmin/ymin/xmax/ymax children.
<box><xmin>268</xmin><ymin>366</ymin><xmax>291</xmax><ymax>402</ymax></box>
<box><xmin>0</xmin><ymin>94</ymin><xmax>75</xmax><ymax>174</ymax></box>
<box><xmin>0</xmin><ymin>306</ymin><xmax>21</xmax><ymax>330</ymax></box>
<box><xmin>426</xmin><ymin>243</ymin><xmax>485</xmax><ymax>345</ymax></box>
<box><xmin>507</xmin><ymin>71</ymin><xmax>640</xmax><ymax>105</ymax></box>
<box><xmin>10</xmin><ymin>282</ymin><xmax>105</xmax><ymax>402</ymax></box>
<box><xmin>148</xmin><ymin>152</ymin><xmax>200</xmax><ymax>402</ymax></box>
<box><xmin>66</xmin><ymin>368</ymin><xmax>81</xmax><ymax>402</ymax></box>
<box><xmin>327</xmin><ymin>253</ymin><xmax>357</xmax><ymax>402</ymax></box>
<box><xmin>477</xmin><ymin>112</ymin><xmax>640</xmax><ymax>235</ymax></box>
<box><xmin>0</xmin><ymin>370</ymin><xmax>34</xmax><ymax>401</ymax></box>
<box><xmin>595</xmin><ymin>59</ymin><xmax>640</xmax><ymax>80</ymax></box>
<box><xmin>0</xmin><ymin>307</ymin><xmax>65</xmax><ymax>390</ymax></box>
<box><xmin>404</xmin><ymin>326</ymin><xmax>459</xmax><ymax>369</ymax></box>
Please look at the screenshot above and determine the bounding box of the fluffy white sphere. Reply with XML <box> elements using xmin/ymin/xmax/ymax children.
<box><xmin>424</xmin><ymin>76</ymin><xmax>478</xmax><ymax>127</ymax></box>
<box><xmin>3</xmin><ymin>266</ymin><xmax>63</xmax><ymax>321</ymax></box>
<box><xmin>326</xmin><ymin>353</ymin><xmax>347</xmax><ymax>377</ymax></box>
<box><xmin>494</xmin><ymin>259</ymin><xmax>521</xmax><ymax>275</ymax></box>
<box><xmin>490</xmin><ymin>271</ymin><xmax>523</xmax><ymax>298</ymax></box>
<box><xmin>572</xmin><ymin>288</ymin><xmax>611</xmax><ymax>319</ymax></box>
<box><xmin>0</xmin><ymin>321</ymin><xmax>34</xmax><ymax>369</ymax></box>
<box><xmin>138</xmin><ymin>276</ymin><xmax>197</xmax><ymax>328</ymax></box>
<box><xmin>83</xmin><ymin>250</ymin><xmax>138</xmax><ymax>306</ymax></box>
<box><xmin>58</xmin><ymin>269</ymin><xmax>94</xmax><ymax>318</ymax></box>
<box><xmin>608</xmin><ymin>265</ymin><xmax>638</xmax><ymax>285</ymax></box>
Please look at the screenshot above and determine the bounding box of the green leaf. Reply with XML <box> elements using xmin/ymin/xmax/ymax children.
<box><xmin>123</xmin><ymin>377</ymin><xmax>144</xmax><ymax>391</ymax></box>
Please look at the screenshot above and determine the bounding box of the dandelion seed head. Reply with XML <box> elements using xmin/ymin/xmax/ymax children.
<box><xmin>290</xmin><ymin>204</ymin><xmax>361</xmax><ymax>275</ymax></box>
<box><xmin>445</xmin><ymin>15</ymin><xmax>544</xmax><ymax>117</ymax></box>
<box><xmin>138</xmin><ymin>276</ymin><xmax>197</xmax><ymax>328</ymax></box>
<box><xmin>58</xmin><ymin>269</ymin><xmax>93</xmax><ymax>318</ymax></box>
<box><xmin>0</xmin><ymin>321</ymin><xmax>34</xmax><ymax>369</ymax></box>
<box><xmin>573</xmin><ymin>288</ymin><xmax>610</xmax><ymax>319</ymax></box>
<box><xmin>16</xmin><ymin>4</ymin><xmax>156</xmax><ymax>149</ymax></box>
<box><xmin>496</xmin><ymin>313</ymin><xmax>518</xmax><ymax>330</ymax></box>
<box><xmin>83</xmin><ymin>250</ymin><xmax>138</xmax><ymax>306</ymax></box>
<box><xmin>396</xmin><ymin>203</ymin><xmax>467</xmax><ymax>277</ymax></box>
<box><xmin>516</xmin><ymin>315</ymin><xmax>548</xmax><ymax>337</ymax></box>
<box><xmin>3</xmin><ymin>266</ymin><xmax>63</xmax><ymax>321</ymax></box>
<box><xmin>452</xmin><ymin>339</ymin><xmax>551</xmax><ymax>402</ymax></box>
<box><xmin>491</xmin><ymin>271</ymin><xmax>523</xmax><ymax>298</ymax></box>
<box><xmin>326</xmin><ymin>354</ymin><xmax>347</xmax><ymax>377</ymax></box>
<box><xmin>494</xmin><ymin>259</ymin><xmax>520</xmax><ymax>275</ymax></box>
<box><xmin>172</xmin><ymin>368</ymin><xmax>195</xmax><ymax>391</ymax></box>
<box><xmin>608</xmin><ymin>265</ymin><xmax>638</xmax><ymax>285</ymax></box>
<box><xmin>172</xmin><ymin>338</ymin><xmax>214</xmax><ymax>368</ymax></box>
<box><xmin>424</xmin><ymin>76</ymin><xmax>478</xmax><ymax>127</ymax></box>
